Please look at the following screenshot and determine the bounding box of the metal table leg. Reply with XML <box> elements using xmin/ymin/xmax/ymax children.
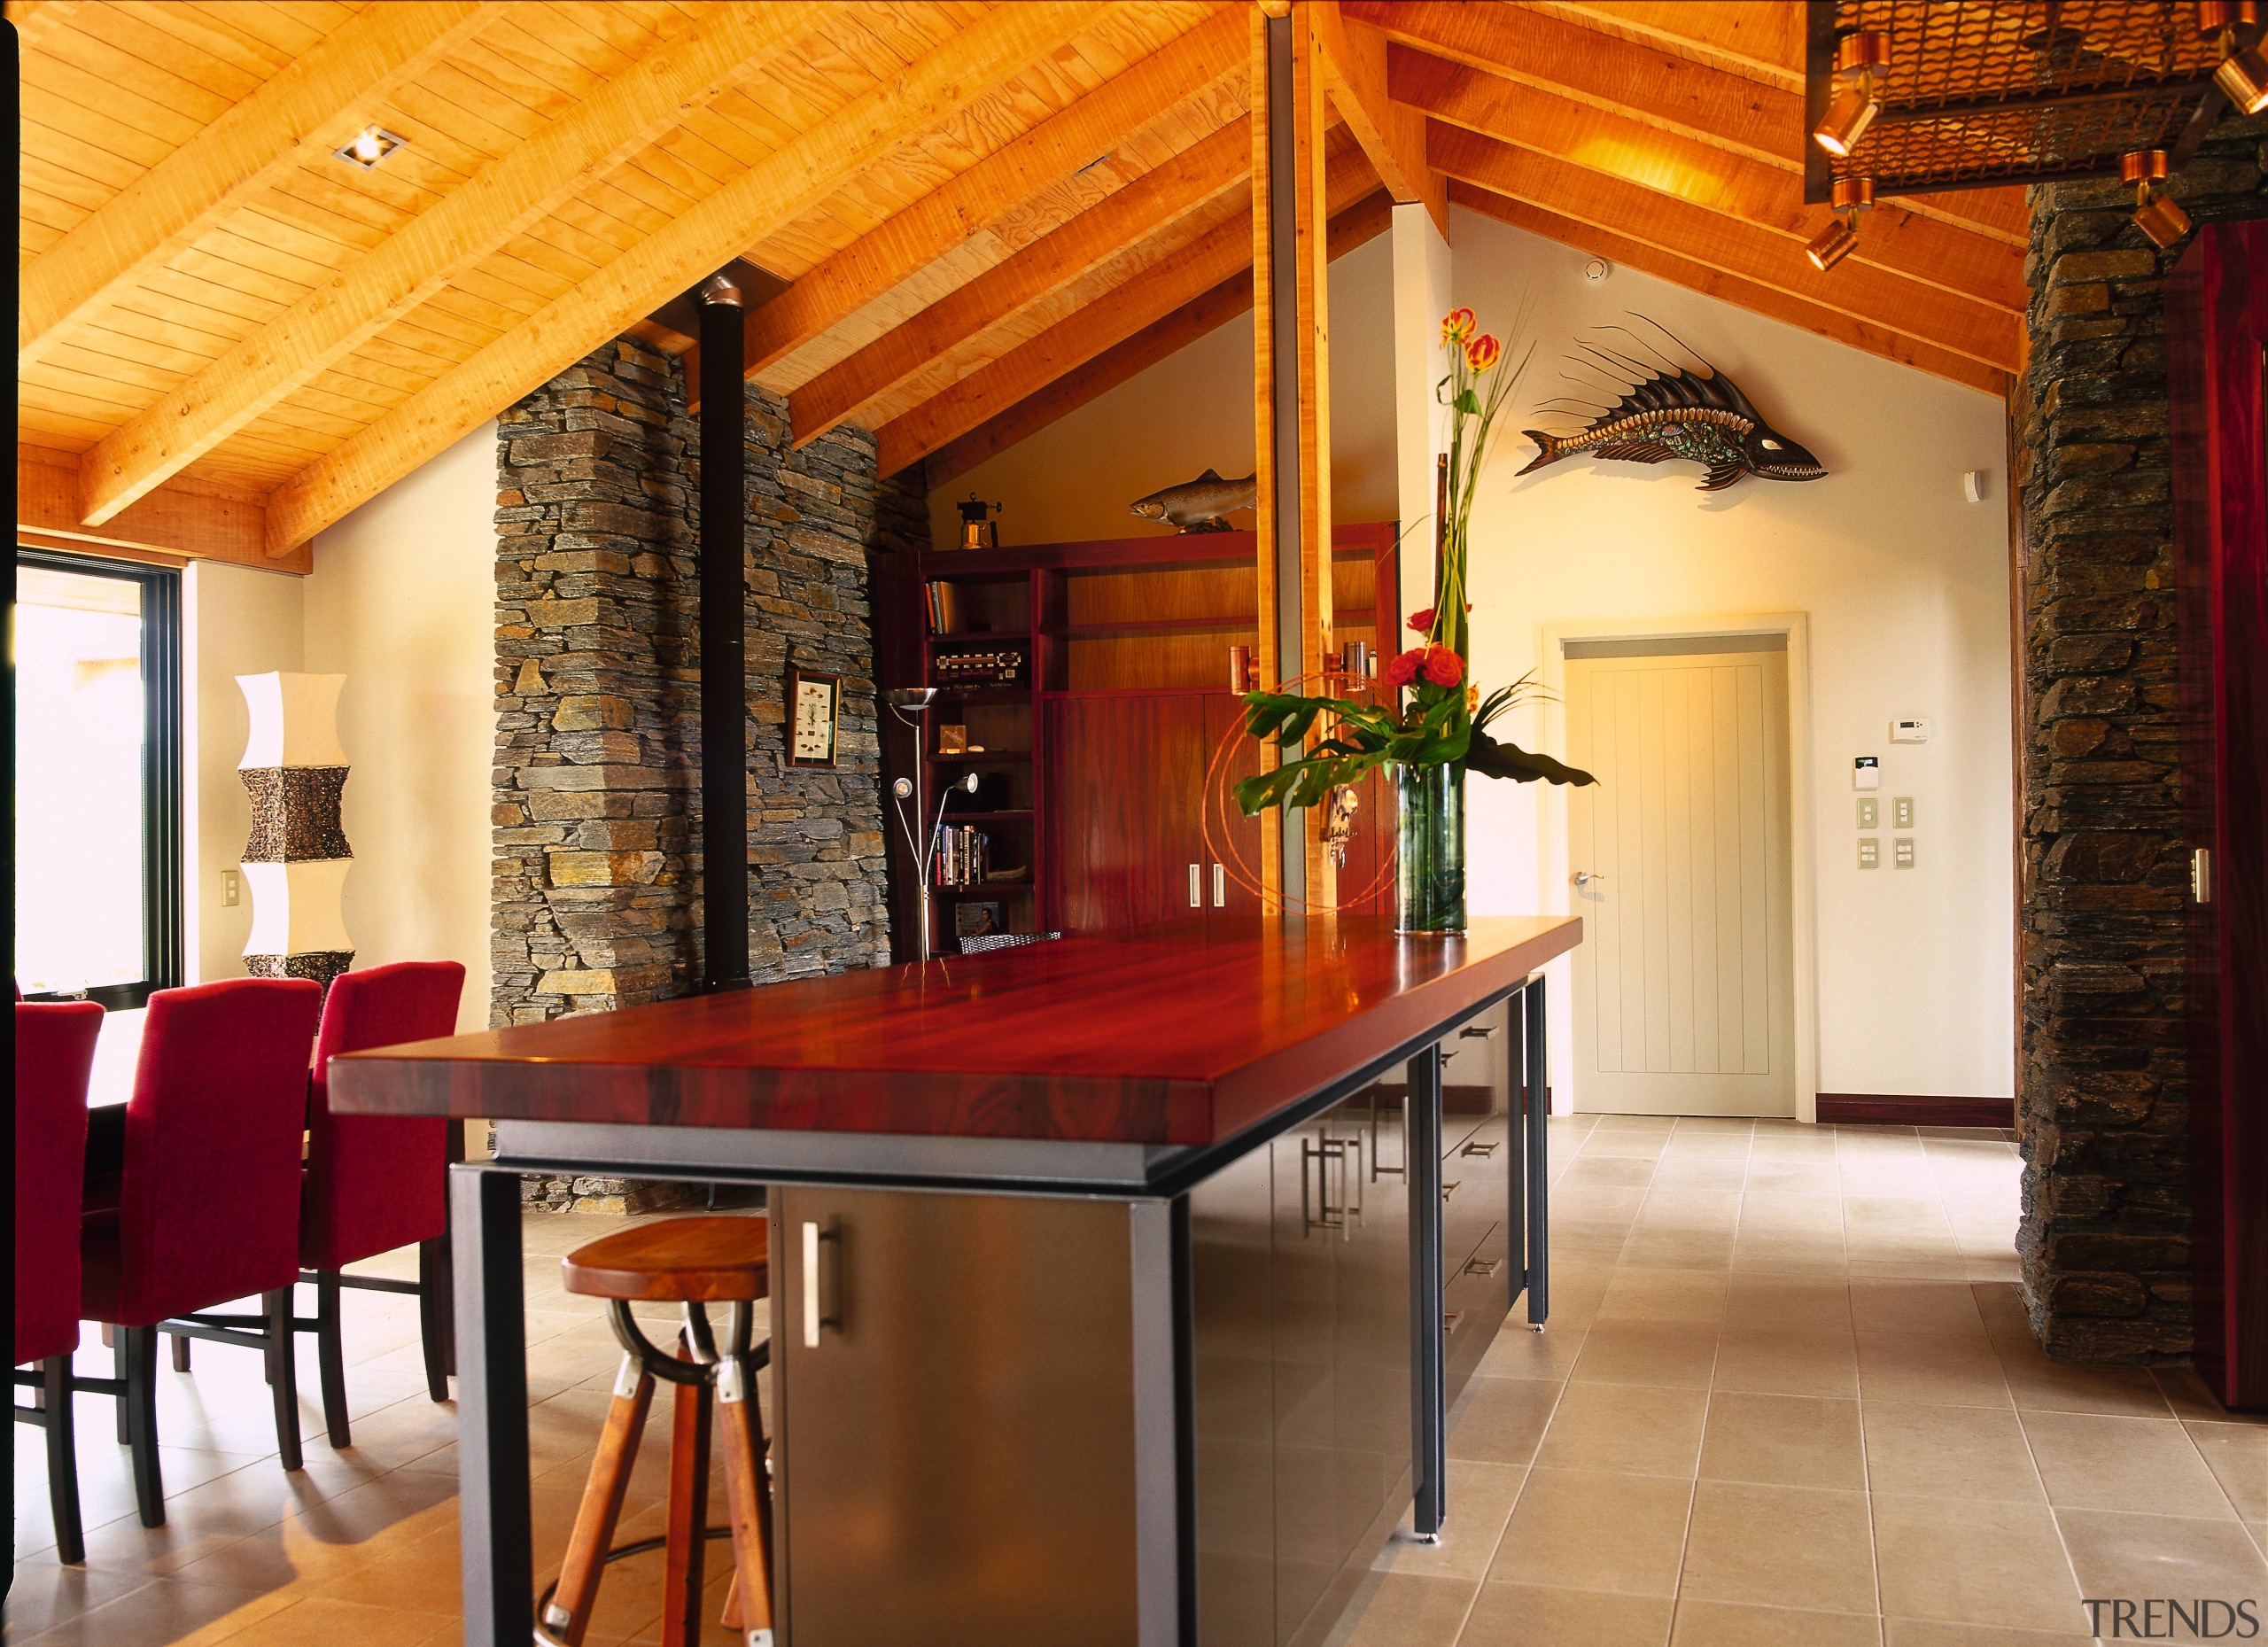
<box><xmin>1523</xmin><ymin>976</ymin><xmax>1550</xmax><ymax>1327</ymax></box>
<box><xmin>453</xmin><ymin>1164</ymin><xmax>532</xmax><ymax>1647</ymax></box>
<box><xmin>1406</xmin><ymin>1044</ymin><xmax>1445</xmax><ymax>1539</ymax></box>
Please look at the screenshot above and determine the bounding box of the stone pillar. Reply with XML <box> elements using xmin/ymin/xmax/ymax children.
<box><xmin>2014</xmin><ymin>113</ymin><xmax>2267</xmax><ymax>1359</ymax></box>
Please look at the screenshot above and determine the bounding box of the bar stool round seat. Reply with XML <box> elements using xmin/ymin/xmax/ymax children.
<box><xmin>543</xmin><ymin>1216</ymin><xmax>774</xmax><ymax>1647</ymax></box>
<box><xmin>560</xmin><ymin>1216</ymin><xmax>770</xmax><ymax>1302</ymax></box>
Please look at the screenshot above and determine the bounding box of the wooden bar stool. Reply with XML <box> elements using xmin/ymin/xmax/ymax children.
<box><xmin>542</xmin><ymin>1216</ymin><xmax>774</xmax><ymax>1647</ymax></box>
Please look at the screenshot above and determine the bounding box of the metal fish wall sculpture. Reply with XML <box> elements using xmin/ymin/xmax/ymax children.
<box><xmin>1518</xmin><ymin>318</ymin><xmax>1827</xmax><ymax>493</ymax></box>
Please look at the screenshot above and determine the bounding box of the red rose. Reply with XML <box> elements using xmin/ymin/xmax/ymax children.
<box><xmin>1422</xmin><ymin>646</ymin><xmax>1465</xmax><ymax>688</ymax></box>
<box><xmin>1382</xmin><ymin>648</ymin><xmax>1425</xmax><ymax>688</ymax></box>
<box><xmin>1407</xmin><ymin>607</ymin><xmax>1435</xmax><ymax>633</ymax></box>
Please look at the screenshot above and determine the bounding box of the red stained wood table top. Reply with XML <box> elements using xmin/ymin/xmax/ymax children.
<box><xmin>327</xmin><ymin>916</ymin><xmax>1581</xmax><ymax>1148</ymax></box>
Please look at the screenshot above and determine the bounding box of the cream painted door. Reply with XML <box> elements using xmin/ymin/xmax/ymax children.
<box><xmin>1564</xmin><ymin>641</ymin><xmax>1796</xmax><ymax>1116</ymax></box>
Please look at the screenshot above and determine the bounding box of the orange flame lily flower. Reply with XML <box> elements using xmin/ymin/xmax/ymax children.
<box><xmin>1440</xmin><ymin>307</ymin><xmax>1476</xmax><ymax>347</ymax></box>
<box><xmin>1465</xmin><ymin>332</ymin><xmax>1503</xmax><ymax>372</ymax></box>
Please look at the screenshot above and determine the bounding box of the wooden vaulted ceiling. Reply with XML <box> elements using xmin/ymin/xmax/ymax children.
<box><xmin>12</xmin><ymin>1</ymin><xmax>2025</xmax><ymax>570</ymax></box>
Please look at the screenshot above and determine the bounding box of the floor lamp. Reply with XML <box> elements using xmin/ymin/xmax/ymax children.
<box><xmin>884</xmin><ymin>688</ymin><xmax>975</xmax><ymax>963</ymax></box>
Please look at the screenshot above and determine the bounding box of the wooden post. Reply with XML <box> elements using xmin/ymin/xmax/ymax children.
<box><xmin>1252</xmin><ymin>4</ymin><xmax>1285</xmax><ymax>913</ymax></box>
<box><xmin>1293</xmin><ymin>1</ymin><xmax>1336</xmax><ymax>911</ymax></box>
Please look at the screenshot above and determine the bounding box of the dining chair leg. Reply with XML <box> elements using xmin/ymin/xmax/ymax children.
<box><xmin>416</xmin><ymin>1237</ymin><xmax>452</xmax><ymax>1402</ymax></box>
<box><xmin>544</xmin><ymin>1356</ymin><xmax>655</xmax><ymax>1647</ymax></box>
<box><xmin>315</xmin><ymin>1270</ymin><xmax>350</xmax><ymax>1449</ymax></box>
<box><xmin>112</xmin><ymin>1330</ymin><xmax>130</xmax><ymax>1446</ymax></box>
<box><xmin>264</xmin><ymin>1288</ymin><xmax>303</xmax><ymax>1472</ymax></box>
<box><xmin>42</xmin><ymin>1356</ymin><xmax>85</xmax><ymax>1564</ymax></box>
<box><xmin>120</xmin><ymin>1326</ymin><xmax>164</xmax><ymax>1527</ymax></box>
<box><xmin>714</xmin><ymin>1356</ymin><xmax>773</xmax><ymax>1646</ymax></box>
<box><xmin>169</xmin><ymin>1333</ymin><xmax>191</xmax><ymax>1372</ymax></box>
<box><xmin>661</xmin><ymin>1348</ymin><xmax>712</xmax><ymax>1647</ymax></box>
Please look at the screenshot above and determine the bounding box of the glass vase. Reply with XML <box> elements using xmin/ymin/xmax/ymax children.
<box><xmin>1395</xmin><ymin>761</ymin><xmax>1466</xmax><ymax>936</ymax></box>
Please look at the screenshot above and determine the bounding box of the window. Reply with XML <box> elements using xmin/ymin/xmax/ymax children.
<box><xmin>13</xmin><ymin>549</ymin><xmax>183</xmax><ymax>1007</ymax></box>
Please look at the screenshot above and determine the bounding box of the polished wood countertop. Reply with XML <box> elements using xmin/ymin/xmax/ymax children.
<box><xmin>328</xmin><ymin>916</ymin><xmax>1581</xmax><ymax>1148</ymax></box>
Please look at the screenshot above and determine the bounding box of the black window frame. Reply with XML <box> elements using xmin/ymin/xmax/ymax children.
<box><xmin>13</xmin><ymin>546</ymin><xmax>184</xmax><ymax>1010</ymax></box>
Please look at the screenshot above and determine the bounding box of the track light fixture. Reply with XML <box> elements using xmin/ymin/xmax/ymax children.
<box><xmin>1814</xmin><ymin>31</ymin><xmax>1891</xmax><ymax>157</ymax></box>
<box><xmin>2123</xmin><ymin>151</ymin><xmax>2194</xmax><ymax>248</ymax></box>
<box><xmin>2200</xmin><ymin>2</ymin><xmax>2268</xmax><ymax>113</ymax></box>
<box><xmin>1806</xmin><ymin>176</ymin><xmax>1875</xmax><ymax>271</ymax></box>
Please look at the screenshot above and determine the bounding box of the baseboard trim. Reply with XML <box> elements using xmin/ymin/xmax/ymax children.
<box><xmin>1815</xmin><ymin>1092</ymin><xmax>2015</xmax><ymax>1128</ymax></box>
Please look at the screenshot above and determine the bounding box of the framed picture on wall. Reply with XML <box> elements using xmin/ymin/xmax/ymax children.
<box><xmin>788</xmin><ymin>668</ymin><xmax>840</xmax><ymax>767</ymax></box>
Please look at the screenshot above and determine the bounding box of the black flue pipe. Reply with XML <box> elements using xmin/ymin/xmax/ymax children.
<box><xmin>695</xmin><ymin>272</ymin><xmax>750</xmax><ymax>992</ymax></box>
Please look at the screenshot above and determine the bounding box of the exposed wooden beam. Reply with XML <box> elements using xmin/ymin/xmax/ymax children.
<box><xmin>78</xmin><ymin>1</ymin><xmax>835</xmax><ymax>525</ymax></box>
<box><xmin>923</xmin><ymin>190</ymin><xmax>1391</xmax><ymax>490</ymax></box>
<box><xmin>18</xmin><ymin>0</ymin><xmax>509</xmax><ymax>370</ymax></box>
<box><xmin>1347</xmin><ymin>1</ymin><xmax>2027</xmax><ymax>246</ymax></box>
<box><xmin>261</xmin><ymin>1</ymin><xmax>1120</xmax><ymax>555</ymax></box>
<box><xmin>1427</xmin><ymin>121</ymin><xmax>2018</xmax><ymax>369</ymax></box>
<box><xmin>731</xmin><ymin>2</ymin><xmax>1248</xmax><ymax>385</ymax></box>
<box><xmin>1392</xmin><ymin>47</ymin><xmax>2023</xmax><ymax>311</ymax></box>
<box><xmin>1312</xmin><ymin>2</ymin><xmax>1444</xmax><ymax>237</ymax></box>
<box><xmin>17</xmin><ymin>449</ymin><xmax>308</xmax><ymax>573</ymax></box>
<box><xmin>788</xmin><ymin>115</ymin><xmax>1252</xmax><ymax>446</ymax></box>
<box><xmin>874</xmin><ymin>140</ymin><xmax>1377</xmax><ymax>479</ymax></box>
<box><xmin>1449</xmin><ymin>182</ymin><xmax>2008</xmax><ymax>397</ymax></box>
<box><xmin>1535</xmin><ymin>2</ymin><xmax>1804</xmax><ymax>86</ymax></box>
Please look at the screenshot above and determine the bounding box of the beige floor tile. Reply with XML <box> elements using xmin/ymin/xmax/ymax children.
<box><xmin>1680</xmin><ymin>1480</ymin><xmax>1876</xmax><ymax>1613</ymax></box>
<box><xmin>7</xmin><ymin>1573</ymin><xmax>298</xmax><ymax>1647</ymax></box>
<box><xmin>1570</xmin><ymin>1320</ymin><xmax>1720</xmax><ymax>1390</ymax></box>
<box><xmin>1462</xmin><ymin>1581</ymin><xmax>1674</xmax><ymax>1646</ymax></box>
<box><xmin>1598</xmin><ymin>1268</ymin><xmax>1729</xmax><ymax>1325</ymax></box>
<box><xmin>1534</xmin><ymin>1383</ymin><xmax>1708</xmax><ymax>1478</ymax></box>
<box><xmin>2186</xmin><ymin>1422</ymin><xmax>2268</xmax><ymax>1521</ymax></box>
<box><xmin>1862</xmin><ymin>1402</ymin><xmax>2047</xmax><ymax>1503</ymax></box>
<box><xmin>1373</xmin><ymin>1461</ymin><xmax>1524</xmax><ymax>1581</ymax></box>
<box><xmin>2155</xmin><ymin>1366</ymin><xmax>2268</xmax><ymax>1426</ymax></box>
<box><xmin>1745</xmin><ymin>1161</ymin><xmax>1843</xmax><ymax>1196</ymax></box>
<box><xmin>1340</xmin><ymin>1572</ymin><xmax>1480</xmax><ymax>1647</ymax></box>
<box><xmin>1699</xmin><ymin>1392</ymin><xmax>1866</xmax><ymax>1489</ymax></box>
<box><xmin>0</xmin><ymin>1563</ymin><xmax>161</xmax><ymax>1638</ymax></box>
<box><xmin>1995</xmin><ymin>1348</ymin><xmax>2176</xmax><ymax>1419</ymax></box>
<box><xmin>2055</xmin><ymin>1507</ymin><xmax>2268</xmax><ymax>1609</ymax></box>
<box><xmin>1565</xmin><ymin>1156</ymin><xmax>1664</xmax><ymax>1190</ymax></box>
<box><xmin>1740</xmin><ymin>1191</ymin><xmax>1850</xmax><ymax>1231</ymax></box>
<box><xmin>2019</xmin><ymin>1411</ymin><xmax>2236</xmax><ymax>1517</ymax></box>
<box><xmin>1475</xmin><ymin>1322</ymin><xmax>1587</xmax><ymax>1382</ymax></box>
<box><xmin>1619</xmin><ymin>1232</ymin><xmax>1739</xmax><ymax>1271</ymax></box>
<box><xmin>1635</xmin><ymin>1192</ymin><xmax>1745</xmax><ymax>1231</ymax></box>
<box><xmin>1487</xmin><ymin>1469</ymin><xmax>1693</xmax><ymax>1597</ymax></box>
<box><xmin>1856</xmin><ymin>1333</ymin><xmax>2013</xmax><ymax>1408</ymax></box>
<box><xmin>1873</xmin><ymin>1496</ymin><xmax>2089</xmax><ymax>1634</ymax></box>
<box><xmin>1671</xmin><ymin>1598</ymin><xmax>1884</xmax><ymax>1647</ymax></box>
<box><xmin>1850</xmin><ymin>1280</ymin><xmax>1992</xmax><ymax>1340</ymax></box>
<box><xmin>1723</xmin><ymin>1275</ymin><xmax>1855</xmax><ymax>1332</ymax></box>
<box><xmin>1712</xmin><ymin>1331</ymin><xmax>1861</xmax><ymax>1400</ymax></box>
<box><xmin>1448</xmin><ymin>1377</ymin><xmax>1564</xmax><ymax>1466</ymax></box>
<box><xmin>206</xmin><ymin>1596</ymin><xmax>458</xmax><ymax>1647</ymax></box>
<box><xmin>1659</xmin><ymin>1134</ymin><xmax>1755</xmax><ymax>1161</ymax></box>
<box><xmin>1651</xmin><ymin>1159</ymin><xmax>1751</xmax><ymax>1193</ymax></box>
<box><xmin>1883</xmin><ymin>1619</ymin><xmax>2092</xmax><ymax>1644</ymax></box>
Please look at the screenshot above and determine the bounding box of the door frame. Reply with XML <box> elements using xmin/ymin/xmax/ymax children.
<box><xmin>1534</xmin><ymin>613</ymin><xmax>1821</xmax><ymax>1123</ymax></box>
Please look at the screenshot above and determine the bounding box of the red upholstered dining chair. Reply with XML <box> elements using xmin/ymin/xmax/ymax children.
<box><xmin>13</xmin><ymin>1000</ymin><xmax>105</xmax><ymax>1563</ymax></box>
<box><xmin>294</xmin><ymin>959</ymin><xmax>466</xmax><ymax>1447</ymax></box>
<box><xmin>82</xmin><ymin>977</ymin><xmax>322</xmax><ymax>1525</ymax></box>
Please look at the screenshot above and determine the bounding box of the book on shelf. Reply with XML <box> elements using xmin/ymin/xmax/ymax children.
<box><xmin>925</xmin><ymin>580</ymin><xmax>964</xmax><ymax>635</ymax></box>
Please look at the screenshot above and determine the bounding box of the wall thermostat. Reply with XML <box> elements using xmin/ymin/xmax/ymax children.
<box><xmin>1853</xmin><ymin>756</ymin><xmax>1881</xmax><ymax>791</ymax></box>
<box><xmin>1891</xmin><ymin>718</ymin><xmax>1932</xmax><ymax>742</ymax></box>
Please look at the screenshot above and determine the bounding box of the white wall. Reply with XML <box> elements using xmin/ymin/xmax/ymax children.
<box><xmin>306</xmin><ymin>422</ymin><xmax>498</xmax><ymax>1032</ymax></box>
<box><xmin>926</xmin><ymin>231</ymin><xmax>1401</xmax><ymax>548</ymax></box>
<box><xmin>1446</xmin><ymin>207</ymin><xmax>2015</xmax><ymax>1104</ymax></box>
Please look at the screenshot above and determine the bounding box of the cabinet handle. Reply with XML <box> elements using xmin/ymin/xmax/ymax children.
<box><xmin>1442</xmin><ymin>1311</ymin><xmax>1465</xmax><ymax>1333</ymax></box>
<box><xmin>1441</xmin><ymin>1179</ymin><xmax>1462</xmax><ymax>1200</ymax></box>
<box><xmin>1212</xmin><ymin>863</ymin><xmax>1225</xmax><ymax>907</ymax></box>
<box><xmin>1464</xmin><ymin>1256</ymin><xmax>1503</xmax><ymax>1278</ymax></box>
<box><xmin>1462</xmin><ymin>1139</ymin><xmax>1500</xmax><ymax>1158</ymax></box>
<box><xmin>801</xmin><ymin>1219</ymin><xmax>839</xmax><ymax>1348</ymax></box>
<box><xmin>1459</xmin><ymin>1023</ymin><xmax>1497</xmax><ymax>1039</ymax></box>
<box><xmin>1188</xmin><ymin>863</ymin><xmax>1201</xmax><ymax>907</ymax></box>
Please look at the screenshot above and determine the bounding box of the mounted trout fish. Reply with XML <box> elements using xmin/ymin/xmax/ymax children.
<box><xmin>1518</xmin><ymin>322</ymin><xmax>1826</xmax><ymax>493</ymax></box>
<box><xmin>1130</xmin><ymin>468</ymin><xmax>1257</xmax><ymax>532</ymax></box>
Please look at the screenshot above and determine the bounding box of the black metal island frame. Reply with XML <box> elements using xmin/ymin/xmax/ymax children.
<box><xmin>328</xmin><ymin>915</ymin><xmax>1581</xmax><ymax>1647</ymax></box>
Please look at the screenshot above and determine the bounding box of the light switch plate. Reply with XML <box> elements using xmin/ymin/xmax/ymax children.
<box><xmin>1892</xmin><ymin>796</ymin><xmax>1915</xmax><ymax>829</ymax></box>
<box><xmin>1854</xmin><ymin>756</ymin><xmax>1882</xmax><ymax>791</ymax></box>
<box><xmin>1894</xmin><ymin>837</ymin><xmax>1915</xmax><ymax>868</ymax></box>
<box><xmin>1859</xmin><ymin>838</ymin><xmax>1881</xmax><ymax>869</ymax></box>
<box><xmin>221</xmin><ymin>869</ymin><xmax>240</xmax><ymax>907</ymax></box>
<box><xmin>1857</xmin><ymin>798</ymin><xmax>1879</xmax><ymax>829</ymax></box>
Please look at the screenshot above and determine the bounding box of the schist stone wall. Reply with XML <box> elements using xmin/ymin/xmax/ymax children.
<box><xmin>493</xmin><ymin>335</ymin><xmax>922</xmax><ymax>1213</ymax></box>
<box><xmin>2013</xmin><ymin>113</ymin><xmax>2268</xmax><ymax>1360</ymax></box>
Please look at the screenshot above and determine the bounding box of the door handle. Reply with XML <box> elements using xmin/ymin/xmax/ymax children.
<box><xmin>1188</xmin><ymin>863</ymin><xmax>1201</xmax><ymax>907</ymax></box>
<box><xmin>1212</xmin><ymin>863</ymin><xmax>1225</xmax><ymax>907</ymax></box>
<box><xmin>801</xmin><ymin>1219</ymin><xmax>839</xmax><ymax>1348</ymax></box>
<box><xmin>1572</xmin><ymin>870</ymin><xmax>1605</xmax><ymax>886</ymax></box>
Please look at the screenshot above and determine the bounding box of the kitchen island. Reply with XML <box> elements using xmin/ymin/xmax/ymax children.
<box><xmin>330</xmin><ymin>914</ymin><xmax>1581</xmax><ymax>1647</ymax></box>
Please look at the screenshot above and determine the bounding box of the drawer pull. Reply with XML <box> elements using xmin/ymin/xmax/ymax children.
<box><xmin>1441</xmin><ymin>1179</ymin><xmax>1462</xmax><ymax>1200</ymax></box>
<box><xmin>1442</xmin><ymin>1311</ymin><xmax>1464</xmax><ymax>1332</ymax></box>
<box><xmin>1461</xmin><ymin>1139</ymin><xmax>1500</xmax><ymax>1158</ymax></box>
<box><xmin>1464</xmin><ymin>1257</ymin><xmax>1503</xmax><ymax>1278</ymax></box>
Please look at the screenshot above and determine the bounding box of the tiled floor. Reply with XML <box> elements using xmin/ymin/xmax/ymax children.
<box><xmin>1332</xmin><ymin>1115</ymin><xmax>2268</xmax><ymax>1647</ymax></box>
<box><xmin>9</xmin><ymin>1118</ymin><xmax>2265</xmax><ymax>1646</ymax></box>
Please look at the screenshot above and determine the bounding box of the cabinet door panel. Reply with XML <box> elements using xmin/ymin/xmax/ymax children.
<box><xmin>1205</xmin><ymin>694</ymin><xmax>1268</xmax><ymax>915</ymax></box>
<box><xmin>1045</xmin><ymin>695</ymin><xmax>1208</xmax><ymax>930</ymax></box>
